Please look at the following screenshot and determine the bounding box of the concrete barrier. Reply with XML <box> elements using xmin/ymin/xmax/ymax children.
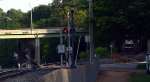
<box><xmin>38</xmin><ymin>59</ymin><xmax>100</xmax><ymax>82</ymax></box>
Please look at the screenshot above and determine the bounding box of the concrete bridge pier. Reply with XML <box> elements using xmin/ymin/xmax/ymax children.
<box><xmin>35</xmin><ymin>34</ymin><xmax>40</xmax><ymax>64</ymax></box>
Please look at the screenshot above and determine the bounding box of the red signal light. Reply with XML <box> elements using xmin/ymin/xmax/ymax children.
<box><xmin>63</xmin><ymin>28</ymin><xmax>68</xmax><ymax>33</ymax></box>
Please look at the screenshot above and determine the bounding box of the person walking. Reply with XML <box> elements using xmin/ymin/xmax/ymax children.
<box><xmin>25</xmin><ymin>48</ymin><xmax>31</xmax><ymax>69</ymax></box>
<box><xmin>13</xmin><ymin>51</ymin><xmax>19</xmax><ymax>68</ymax></box>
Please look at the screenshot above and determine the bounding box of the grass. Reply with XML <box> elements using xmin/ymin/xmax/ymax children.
<box><xmin>129</xmin><ymin>72</ymin><xmax>150</xmax><ymax>82</ymax></box>
<box><xmin>136</xmin><ymin>63</ymin><xmax>146</xmax><ymax>69</ymax></box>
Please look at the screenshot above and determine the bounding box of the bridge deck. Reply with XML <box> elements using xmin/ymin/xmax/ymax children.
<box><xmin>0</xmin><ymin>28</ymin><xmax>88</xmax><ymax>39</ymax></box>
<box><xmin>0</xmin><ymin>28</ymin><xmax>61</xmax><ymax>35</ymax></box>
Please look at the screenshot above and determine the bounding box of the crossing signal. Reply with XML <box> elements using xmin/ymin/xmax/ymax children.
<box><xmin>63</xmin><ymin>28</ymin><xmax>68</xmax><ymax>34</ymax></box>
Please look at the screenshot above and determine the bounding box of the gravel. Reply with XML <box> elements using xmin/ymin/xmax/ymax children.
<box><xmin>2</xmin><ymin>68</ymin><xmax>57</xmax><ymax>82</ymax></box>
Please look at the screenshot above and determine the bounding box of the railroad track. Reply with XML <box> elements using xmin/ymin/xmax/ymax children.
<box><xmin>0</xmin><ymin>69</ymin><xmax>27</xmax><ymax>81</ymax></box>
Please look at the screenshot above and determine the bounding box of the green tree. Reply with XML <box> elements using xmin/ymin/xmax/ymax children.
<box><xmin>41</xmin><ymin>38</ymin><xmax>59</xmax><ymax>63</ymax></box>
<box><xmin>0</xmin><ymin>8</ymin><xmax>7</xmax><ymax>28</ymax></box>
<box><xmin>0</xmin><ymin>39</ymin><xmax>17</xmax><ymax>68</ymax></box>
<box><xmin>6</xmin><ymin>9</ymin><xmax>24</xmax><ymax>29</ymax></box>
<box><xmin>93</xmin><ymin>0</ymin><xmax>150</xmax><ymax>47</ymax></box>
<box><xmin>33</xmin><ymin>5</ymin><xmax>51</xmax><ymax>22</ymax></box>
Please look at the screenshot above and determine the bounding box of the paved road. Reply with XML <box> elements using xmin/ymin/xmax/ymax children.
<box><xmin>100</xmin><ymin>63</ymin><xmax>138</xmax><ymax>70</ymax></box>
<box><xmin>95</xmin><ymin>63</ymin><xmax>145</xmax><ymax>82</ymax></box>
<box><xmin>96</xmin><ymin>70</ymin><xmax>130</xmax><ymax>82</ymax></box>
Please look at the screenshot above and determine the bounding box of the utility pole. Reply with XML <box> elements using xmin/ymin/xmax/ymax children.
<box><xmin>70</xmin><ymin>4</ymin><xmax>76</xmax><ymax>69</ymax></box>
<box><xmin>29</xmin><ymin>4</ymin><xmax>33</xmax><ymax>34</ymax></box>
<box><xmin>89</xmin><ymin>0</ymin><xmax>94</xmax><ymax>63</ymax></box>
<box><xmin>67</xmin><ymin>12</ymin><xmax>72</xmax><ymax>67</ymax></box>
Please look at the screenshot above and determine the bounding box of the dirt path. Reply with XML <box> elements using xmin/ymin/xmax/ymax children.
<box><xmin>95</xmin><ymin>70</ymin><xmax>130</xmax><ymax>82</ymax></box>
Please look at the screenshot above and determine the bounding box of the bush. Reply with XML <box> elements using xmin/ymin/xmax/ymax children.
<box><xmin>129</xmin><ymin>72</ymin><xmax>150</xmax><ymax>82</ymax></box>
<box><xmin>136</xmin><ymin>63</ymin><xmax>146</xmax><ymax>69</ymax></box>
<box><xmin>95</xmin><ymin>47</ymin><xmax>109</xmax><ymax>58</ymax></box>
<box><xmin>79</xmin><ymin>51</ymin><xmax>89</xmax><ymax>59</ymax></box>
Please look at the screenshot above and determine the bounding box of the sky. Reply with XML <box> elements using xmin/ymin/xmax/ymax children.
<box><xmin>0</xmin><ymin>0</ymin><xmax>53</xmax><ymax>12</ymax></box>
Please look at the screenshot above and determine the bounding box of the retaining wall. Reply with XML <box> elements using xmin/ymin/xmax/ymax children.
<box><xmin>38</xmin><ymin>59</ymin><xmax>100</xmax><ymax>82</ymax></box>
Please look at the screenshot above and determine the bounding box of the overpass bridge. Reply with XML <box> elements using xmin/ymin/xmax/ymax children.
<box><xmin>0</xmin><ymin>28</ymin><xmax>88</xmax><ymax>39</ymax></box>
<box><xmin>0</xmin><ymin>28</ymin><xmax>88</xmax><ymax>64</ymax></box>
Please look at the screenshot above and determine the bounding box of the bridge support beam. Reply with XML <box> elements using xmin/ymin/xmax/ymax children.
<box><xmin>35</xmin><ymin>35</ymin><xmax>40</xmax><ymax>64</ymax></box>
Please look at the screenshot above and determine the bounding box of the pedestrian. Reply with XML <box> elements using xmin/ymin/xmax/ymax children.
<box><xmin>13</xmin><ymin>51</ymin><xmax>19</xmax><ymax>68</ymax></box>
<box><xmin>20</xmin><ymin>50</ymin><xmax>27</xmax><ymax>68</ymax></box>
<box><xmin>25</xmin><ymin>48</ymin><xmax>31</xmax><ymax>69</ymax></box>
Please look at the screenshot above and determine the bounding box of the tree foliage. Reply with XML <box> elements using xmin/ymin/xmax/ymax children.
<box><xmin>94</xmin><ymin>0</ymin><xmax>150</xmax><ymax>47</ymax></box>
<box><xmin>95</xmin><ymin>47</ymin><xmax>109</xmax><ymax>58</ymax></box>
<box><xmin>0</xmin><ymin>0</ymin><xmax>88</xmax><ymax>67</ymax></box>
<box><xmin>0</xmin><ymin>0</ymin><xmax>88</xmax><ymax>29</ymax></box>
<box><xmin>0</xmin><ymin>0</ymin><xmax>149</xmax><ymax>67</ymax></box>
